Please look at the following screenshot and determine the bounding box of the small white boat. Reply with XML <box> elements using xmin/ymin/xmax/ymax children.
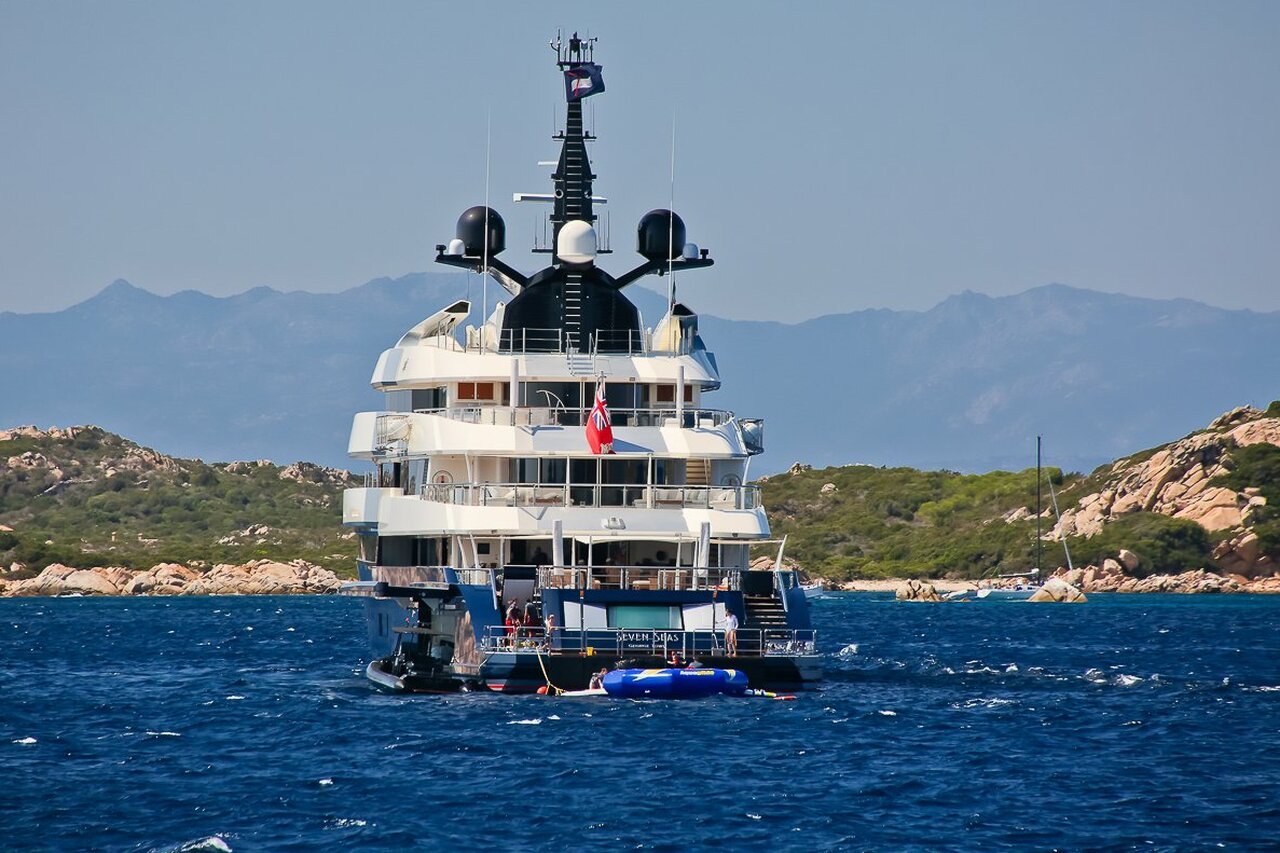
<box><xmin>944</xmin><ymin>436</ymin><xmax>1079</xmax><ymax>604</ymax></box>
<box><xmin>800</xmin><ymin>582</ymin><xmax>826</xmax><ymax>599</ymax></box>
<box><xmin>945</xmin><ymin>585</ymin><xmax>1038</xmax><ymax>602</ymax></box>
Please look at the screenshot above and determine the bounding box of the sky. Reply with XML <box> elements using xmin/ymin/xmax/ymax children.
<box><xmin>2</xmin><ymin>1</ymin><xmax>1279</xmax><ymax>321</ymax></box>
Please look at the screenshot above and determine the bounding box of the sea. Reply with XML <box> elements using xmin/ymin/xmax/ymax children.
<box><xmin>2</xmin><ymin>593</ymin><xmax>1278</xmax><ymax>851</ymax></box>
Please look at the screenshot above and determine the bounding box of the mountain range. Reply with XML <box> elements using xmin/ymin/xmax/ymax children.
<box><xmin>2</xmin><ymin>274</ymin><xmax>1276</xmax><ymax>473</ymax></box>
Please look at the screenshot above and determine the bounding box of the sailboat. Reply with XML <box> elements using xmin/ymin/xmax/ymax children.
<box><xmin>945</xmin><ymin>436</ymin><xmax>1072</xmax><ymax>602</ymax></box>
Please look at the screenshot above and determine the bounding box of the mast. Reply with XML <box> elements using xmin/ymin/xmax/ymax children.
<box><xmin>1036</xmin><ymin>435</ymin><xmax>1042</xmax><ymax>577</ymax></box>
<box><xmin>550</xmin><ymin>31</ymin><xmax>599</xmax><ymax>244</ymax></box>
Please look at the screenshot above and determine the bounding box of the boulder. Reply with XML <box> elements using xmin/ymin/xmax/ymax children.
<box><xmin>820</xmin><ymin>483</ymin><xmax>838</xmax><ymax>494</ymax></box>
<box><xmin>1028</xmin><ymin>577</ymin><xmax>1087</xmax><ymax>602</ymax></box>
<box><xmin>895</xmin><ymin>579</ymin><xmax>941</xmax><ymax>602</ymax></box>
<box><xmin>61</xmin><ymin>569</ymin><xmax>122</xmax><ymax>596</ymax></box>
<box><xmin>1211</xmin><ymin>532</ymin><xmax>1266</xmax><ymax>578</ymax></box>
<box><xmin>1118</xmin><ymin>549</ymin><xmax>1140</xmax><ymax>572</ymax></box>
<box><xmin>1208</xmin><ymin>406</ymin><xmax>1263</xmax><ymax>430</ymax></box>
<box><xmin>10</xmin><ymin>563</ymin><xmax>78</xmax><ymax>596</ymax></box>
<box><xmin>181</xmin><ymin>560</ymin><xmax>340</xmax><ymax>596</ymax></box>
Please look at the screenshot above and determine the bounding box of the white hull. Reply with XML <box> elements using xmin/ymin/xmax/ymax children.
<box><xmin>945</xmin><ymin>587</ymin><xmax>1038</xmax><ymax>602</ymax></box>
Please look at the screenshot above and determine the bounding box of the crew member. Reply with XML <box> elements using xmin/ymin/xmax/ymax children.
<box><xmin>724</xmin><ymin>609</ymin><xmax>739</xmax><ymax>657</ymax></box>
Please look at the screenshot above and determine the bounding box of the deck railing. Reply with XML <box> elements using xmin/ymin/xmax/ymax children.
<box><xmin>535</xmin><ymin>565</ymin><xmax>739</xmax><ymax>592</ymax></box>
<box><xmin>479</xmin><ymin>625</ymin><xmax>818</xmax><ymax>658</ymax></box>
<box><xmin>413</xmin><ymin>405</ymin><xmax>736</xmax><ymax>429</ymax></box>
<box><xmin>420</xmin><ymin>482</ymin><xmax>761</xmax><ymax>510</ymax></box>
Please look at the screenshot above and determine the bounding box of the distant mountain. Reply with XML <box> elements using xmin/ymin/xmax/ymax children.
<box><xmin>2</xmin><ymin>275</ymin><xmax>1276</xmax><ymax>473</ymax></box>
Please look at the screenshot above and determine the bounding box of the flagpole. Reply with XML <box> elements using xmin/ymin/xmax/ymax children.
<box><xmin>482</xmin><ymin>110</ymin><xmax>492</xmax><ymax>349</ymax></box>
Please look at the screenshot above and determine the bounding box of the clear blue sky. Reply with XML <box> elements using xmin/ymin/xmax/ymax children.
<box><xmin>2</xmin><ymin>1</ymin><xmax>1278</xmax><ymax>320</ymax></box>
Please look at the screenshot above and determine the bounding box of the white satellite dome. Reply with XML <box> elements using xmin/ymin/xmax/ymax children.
<box><xmin>556</xmin><ymin>219</ymin><xmax>597</xmax><ymax>264</ymax></box>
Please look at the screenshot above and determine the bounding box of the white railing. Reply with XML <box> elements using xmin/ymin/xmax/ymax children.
<box><xmin>412</xmin><ymin>405</ymin><xmax>736</xmax><ymax>429</ymax></box>
<box><xmin>419</xmin><ymin>482</ymin><xmax>761</xmax><ymax>510</ymax></box>
<box><xmin>536</xmin><ymin>565</ymin><xmax>739</xmax><ymax>592</ymax></box>
<box><xmin>479</xmin><ymin>625</ymin><xmax>818</xmax><ymax>657</ymax></box>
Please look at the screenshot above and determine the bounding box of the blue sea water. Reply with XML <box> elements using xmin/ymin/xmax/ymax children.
<box><xmin>2</xmin><ymin>593</ymin><xmax>1279</xmax><ymax>851</ymax></box>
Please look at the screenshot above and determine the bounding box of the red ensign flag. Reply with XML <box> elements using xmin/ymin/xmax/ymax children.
<box><xmin>585</xmin><ymin>384</ymin><xmax>614</xmax><ymax>454</ymax></box>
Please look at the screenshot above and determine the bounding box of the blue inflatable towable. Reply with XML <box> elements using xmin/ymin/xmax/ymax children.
<box><xmin>602</xmin><ymin>668</ymin><xmax>749</xmax><ymax>699</ymax></box>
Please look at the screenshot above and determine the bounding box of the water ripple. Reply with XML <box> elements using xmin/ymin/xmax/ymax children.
<box><xmin>1</xmin><ymin>593</ymin><xmax>1279</xmax><ymax>850</ymax></box>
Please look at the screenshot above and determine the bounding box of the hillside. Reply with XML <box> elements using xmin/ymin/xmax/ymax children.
<box><xmin>4</xmin><ymin>404</ymin><xmax>1278</xmax><ymax>587</ymax></box>
<box><xmin>0</xmin><ymin>426</ymin><xmax>355</xmax><ymax>577</ymax></box>
<box><xmin>3</xmin><ymin>276</ymin><xmax>1278</xmax><ymax>474</ymax></box>
<box><xmin>762</xmin><ymin>403</ymin><xmax>1280</xmax><ymax>582</ymax></box>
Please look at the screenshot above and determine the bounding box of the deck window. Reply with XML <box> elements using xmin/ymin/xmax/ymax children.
<box><xmin>608</xmin><ymin>605</ymin><xmax>681</xmax><ymax>630</ymax></box>
<box><xmin>654</xmin><ymin>384</ymin><xmax>694</xmax><ymax>404</ymax></box>
<box><xmin>456</xmin><ymin>382</ymin><xmax>498</xmax><ymax>402</ymax></box>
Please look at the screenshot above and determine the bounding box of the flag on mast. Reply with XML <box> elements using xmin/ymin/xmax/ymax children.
<box><xmin>585</xmin><ymin>382</ymin><xmax>614</xmax><ymax>455</ymax></box>
<box><xmin>564</xmin><ymin>63</ymin><xmax>605</xmax><ymax>102</ymax></box>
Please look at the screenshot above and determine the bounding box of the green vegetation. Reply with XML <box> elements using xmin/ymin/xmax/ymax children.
<box><xmin>7</xmin><ymin>411</ymin><xmax>1279</xmax><ymax>585</ymax></box>
<box><xmin>1065</xmin><ymin>513</ymin><xmax>1213</xmax><ymax>577</ymax></box>
<box><xmin>0</xmin><ymin>428</ymin><xmax>356</xmax><ymax>577</ymax></box>
<box><xmin>760</xmin><ymin>464</ymin><xmax>1066</xmax><ymax>581</ymax></box>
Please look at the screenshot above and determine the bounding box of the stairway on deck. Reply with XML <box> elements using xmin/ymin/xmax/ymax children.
<box><xmin>743</xmin><ymin>594</ymin><xmax>788</xmax><ymax>631</ymax></box>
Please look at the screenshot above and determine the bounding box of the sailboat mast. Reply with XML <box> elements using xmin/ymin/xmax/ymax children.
<box><xmin>1036</xmin><ymin>435</ymin><xmax>1043</xmax><ymax>576</ymax></box>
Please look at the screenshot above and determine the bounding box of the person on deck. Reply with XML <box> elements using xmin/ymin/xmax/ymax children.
<box><xmin>505</xmin><ymin>600</ymin><xmax>522</xmax><ymax>646</ymax></box>
<box><xmin>724</xmin><ymin>610</ymin><xmax>739</xmax><ymax>657</ymax></box>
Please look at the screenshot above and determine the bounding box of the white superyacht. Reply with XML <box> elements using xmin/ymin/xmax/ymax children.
<box><xmin>341</xmin><ymin>34</ymin><xmax>820</xmax><ymax>693</ymax></box>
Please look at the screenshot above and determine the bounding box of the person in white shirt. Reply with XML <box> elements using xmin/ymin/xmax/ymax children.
<box><xmin>724</xmin><ymin>610</ymin><xmax>739</xmax><ymax>657</ymax></box>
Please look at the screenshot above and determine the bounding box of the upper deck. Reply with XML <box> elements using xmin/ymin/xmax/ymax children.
<box><xmin>370</xmin><ymin>304</ymin><xmax>721</xmax><ymax>390</ymax></box>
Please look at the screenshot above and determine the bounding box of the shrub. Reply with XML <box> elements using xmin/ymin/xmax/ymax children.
<box><xmin>1068</xmin><ymin>513</ymin><xmax>1213</xmax><ymax>577</ymax></box>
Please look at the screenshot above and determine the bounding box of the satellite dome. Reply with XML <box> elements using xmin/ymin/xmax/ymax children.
<box><xmin>556</xmin><ymin>220</ymin><xmax>598</xmax><ymax>265</ymax></box>
<box><xmin>456</xmin><ymin>206</ymin><xmax>505</xmax><ymax>257</ymax></box>
<box><xmin>637</xmin><ymin>209</ymin><xmax>686</xmax><ymax>261</ymax></box>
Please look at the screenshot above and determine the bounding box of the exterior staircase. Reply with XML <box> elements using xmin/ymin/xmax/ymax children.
<box><xmin>565</xmin><ymin>350</ymin><xmax>595</xmax><ymax>376</ymax></box>
<box><xmin>741</xmin><ymin>594</ymin><xmax>791</xmax><ymax>652</ymax></box>
<box><xmin>743</xmin><ymin>595</ymin><xmax>788</xmax><ymax>629</ymax></box>
<box><xmin>686</xmin><ymin>458</ymin><xmax>710</xmax><ymax>486</ymax></box>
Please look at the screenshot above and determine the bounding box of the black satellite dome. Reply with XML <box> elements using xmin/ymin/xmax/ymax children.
<box><xmin>456</xmin><ymin>206</ymin><xmax>505</xmax><ymax>256</ymax></box>
<box><xmin>637</xmin><ymin>209</ymin><xmax>686</xmax><ymax>261</ymax></box>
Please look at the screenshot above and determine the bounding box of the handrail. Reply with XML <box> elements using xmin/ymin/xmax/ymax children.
<box><xmin>536</xmin><ymin>565</ymin><xmax>739</xmax><ymax>592</ymax></box>
<box><xmin>410</xmin><ymin>324</ymin><xmax>688</xmax><ymax>356</ymax></box>
<box><xmin>360</xmin><ymin>564</ymin><xmax>494</xmax><ymax>587</ymax></box>
<box><xmin>419</xmin><ymin>481</ymin><xmax>761</xmax><ymax>510</ymax></box>
<box><xmin>478</xmin><ymin>625</ymin><xmax>818</xmax><ymax>657</ymax></box>
<box><xmin>412</xmin><ymin>405</ymin><xmax>736</xmax><ymax>429</ymax></box>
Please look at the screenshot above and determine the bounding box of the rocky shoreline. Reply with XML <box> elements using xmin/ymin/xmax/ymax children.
<box><xmin>830</xmin><ymin>566</ymin><xmax>1280</xmax><ymax>597</ymax></box>
<box><xmin>0</xmin><ymin>560</ymin><xmax>343</xmax><ymax>597</ymax></box>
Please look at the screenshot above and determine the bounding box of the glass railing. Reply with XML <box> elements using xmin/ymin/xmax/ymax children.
<box><xmin>419</xmin><ymin>482</ymin><xmax>761</xmax><ymax>510</ymax></box>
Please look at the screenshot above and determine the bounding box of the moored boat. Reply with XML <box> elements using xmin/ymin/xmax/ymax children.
<box><xmin>339</xmin><ymin>34</ymin><xmax>821</xmax><ymax>694</ymax></box>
